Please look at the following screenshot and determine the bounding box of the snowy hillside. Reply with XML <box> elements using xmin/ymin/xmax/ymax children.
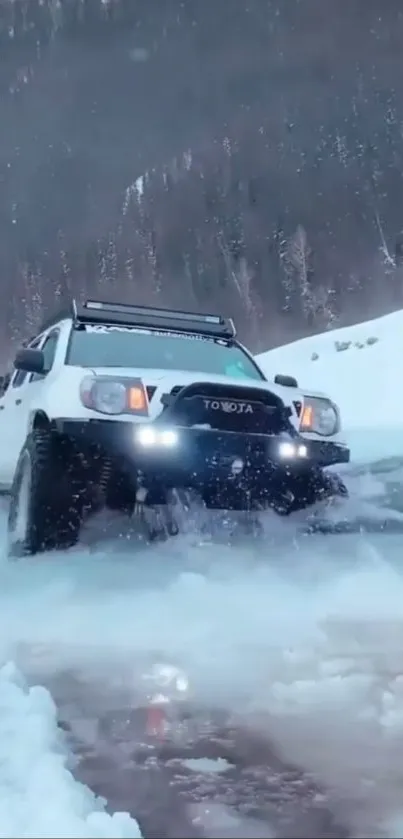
<box><xmin>257</xmin><ymin>308</ymin><xmax>403</xmax><ymax>463</ymax></box>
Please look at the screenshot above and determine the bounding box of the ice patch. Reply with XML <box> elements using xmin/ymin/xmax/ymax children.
<box><xmin>189</xmin><ymin>801</ymin><xmax>276</xmax><ymax>837</ymax></box>
<box><xmin>182</xmin><ymin>757</ymin><xmax>233</xmax><ymax>774</ymax></box>
<box><xmin>0</xmin><ymin>662</ymin><xmax>142</xmax><ymax>838</ymax></box>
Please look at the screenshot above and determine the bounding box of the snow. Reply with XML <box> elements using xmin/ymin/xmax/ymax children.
<box><xmin>0</xmin><ymin>661</ymin><xmax>142</xmax><ymax>838</ymax></box>
<box><xmin>3</xmin><ymin>531</ymin><xmax>403</xmax><ymax>836</ymax></box>
<box><xmin>257</xmin><ymin>308</ymin><xmax>403</xmax><ymax>463</ymax></box>
<box><xmin>2</xmin><ymin>309</ymin><xmax>403</xmax><ymax>835</ymax></box>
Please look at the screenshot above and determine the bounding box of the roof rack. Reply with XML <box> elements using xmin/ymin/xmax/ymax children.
<box><xmin>38</xmin><ymin>299</ymin><xmax>236</xmax><ymax>340</ymax></box>
<box><xmin>75</xmin><ymin>299</ymin><xmax>236</xmax><ymax>340</ymax></box>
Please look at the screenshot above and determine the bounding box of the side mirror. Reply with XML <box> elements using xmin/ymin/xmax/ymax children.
<box><xmin>274</xmin><ymin>373</ymin><xmax>299</xmax><ymax>388</ymax></box>
<box><xmin>14</xmin><ymin>348</ymin><xmax>45</xmax><ymax>375</ymax></box>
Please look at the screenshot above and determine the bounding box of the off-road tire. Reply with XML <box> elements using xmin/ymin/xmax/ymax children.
<box><xmin>272</xmin><ymin>468</ymin><xmax>348</xmax><ymax>516</ymax></box>
<box><xmin>8</xmin><ymin>428</ymin><xmax>86</xmax><ymax>556</ymax></box>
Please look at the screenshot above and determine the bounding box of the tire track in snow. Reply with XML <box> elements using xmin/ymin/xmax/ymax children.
<box><xmin>44</xmin><ymin>670</ymin><xmax>349</xmax><ymax>839</ymax></box>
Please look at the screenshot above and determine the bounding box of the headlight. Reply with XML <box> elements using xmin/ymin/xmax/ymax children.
<box><xmin>299</xmin><ymin>397</ymin><xmax>339</xmax><ymax>437</ymax></box>
<box><xmin>80</xmin><ymin>375</ymin><xmax>149</xmax><ymax>416</ymax></box>
<box><xmin>92</xmin><ymin>380</ymin><xmax>127</xmax><ymax>415</ymax></box>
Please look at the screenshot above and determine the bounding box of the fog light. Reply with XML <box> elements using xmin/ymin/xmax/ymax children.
<box><xmin>297</xmin><ymin>444</ymin><xmax>308</xmax><ymax>457</ymax></box>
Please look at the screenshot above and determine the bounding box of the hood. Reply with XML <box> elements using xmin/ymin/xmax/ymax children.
<box><xmin>87</xmin><ymin>366</ymin><xmax>296</xmax><ymax>395</ymax></box>
<box><xmin>85</xmin><ymin>365</ymin><xmax>305</xmax><ymax>420</ymax></box>
<box><xmin>86</xmin><ymin>366</ymin><xmax>329</xmax><ymax>399</ymax></box>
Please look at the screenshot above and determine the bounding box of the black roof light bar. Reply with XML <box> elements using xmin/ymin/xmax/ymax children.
<box><xmin>39</xmin><ymin>299</ymin><xmax>236</xmax><ymax>340</ymax></box>
<box><xmin>75</xmin><ymin>299</ymin><xmax>236</xmax><ymax>340</ymax></box>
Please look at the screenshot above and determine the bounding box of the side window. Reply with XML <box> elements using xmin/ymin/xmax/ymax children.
<box><xmin>12</xmin><ymin>368</ymin><xmax>27</xmax><ymax>389</ymax></box>
<box><xmin>12</xmin><ymin>337</ymin><xmax>42</xmax><ymax>389</ymax></box>
<box><xmin>31</xmin><ymin>331</ymin><xmax>59</xmax><ymax>382</ymax></box>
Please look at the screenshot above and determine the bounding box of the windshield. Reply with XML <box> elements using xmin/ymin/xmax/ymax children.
<box><xmin>67</xmin><ymin>328</ymin><xmax>264</xmax><ymax>381</ymax></box>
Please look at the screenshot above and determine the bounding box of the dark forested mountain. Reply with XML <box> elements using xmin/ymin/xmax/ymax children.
<box><xmin>0</xmin><ymin>0</ymin><xmax>402</xmax><ymax>356</ymax></box>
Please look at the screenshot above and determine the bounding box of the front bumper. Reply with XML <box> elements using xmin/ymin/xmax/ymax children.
<box><xmin>306</xmin><ymin>438</ymin><xmax>350</xmax><ymax>467</ymax></box>
<box><xmin>55</xmin><ymin>418</ymin><xmax>350</xmax><ymax>485</ymax></box>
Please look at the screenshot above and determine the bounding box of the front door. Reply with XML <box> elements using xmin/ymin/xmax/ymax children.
<box><xmin>0</xmin><ymin>332</ymin><xmax>58</xmax><ymax>489</ymax></box>
<box><xmin>0</xmin><ymin>366</ymin><xmax>32</xmax><ymax>488</ymax></box>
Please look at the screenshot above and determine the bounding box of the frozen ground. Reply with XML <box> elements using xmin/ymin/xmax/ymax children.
<box><xmin>1</xmin><ymin>309</ymin><xmax>403</xmax><ymax>837</ymax></box>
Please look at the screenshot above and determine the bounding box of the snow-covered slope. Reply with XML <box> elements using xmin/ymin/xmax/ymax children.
<box><xmin>257</xmin><ymin>309</ymin><xmax>403</xmax><ymax>462</ymax></box>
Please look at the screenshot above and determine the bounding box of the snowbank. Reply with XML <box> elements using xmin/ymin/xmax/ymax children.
<box><xmin>0</xmin><ymin>662</ymin><xmax>142</xmax><ymax>838</ymax></box>
<box><xmin>257</xmin><ymin>309</ymin><xmax>403</xmax><ymax>462</ymax></box>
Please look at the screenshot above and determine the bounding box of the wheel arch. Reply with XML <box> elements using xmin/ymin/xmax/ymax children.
<box><xmin>30</xmin><ymin>410</ymin><xmax>52</xmax><ymax>432</ymax></box>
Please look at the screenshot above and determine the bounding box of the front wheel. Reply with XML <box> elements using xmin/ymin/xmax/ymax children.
<box><xmin>8</xmin><ymin>429</ymin><xmax>86</xmax><ymax>557</ymax></box>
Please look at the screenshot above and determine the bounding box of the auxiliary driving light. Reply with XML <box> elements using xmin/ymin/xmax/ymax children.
<box><xmin>278</xmin><ymin>441</ymin><xmax>308</xmax><ymax>459</ymax></box>
<box><xmin>136</xmin><ymin>426</ymin><xmax>179</xmax><ymax>448</ymax></box>
<box><xmin>137</xmin><ymin>426</ymin><xmax>157</xmax><ymax>447</ymax></box>
<box><xmin>159</xmin><ymin>429</ymin><xmax>178</xmax><ymax>447</ymax></box>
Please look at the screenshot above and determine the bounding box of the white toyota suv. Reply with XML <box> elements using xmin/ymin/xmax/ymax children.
<box><xmin>0</xmin><ymin>299</ymin><xmax>349</xmax><ymax>555</ymax></box>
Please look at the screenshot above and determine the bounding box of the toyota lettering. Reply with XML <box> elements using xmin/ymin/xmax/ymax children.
<box><xmin>203</xmin><ymin>399</ymin><xmax>254</xmax><ymax>414</ymax></box>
